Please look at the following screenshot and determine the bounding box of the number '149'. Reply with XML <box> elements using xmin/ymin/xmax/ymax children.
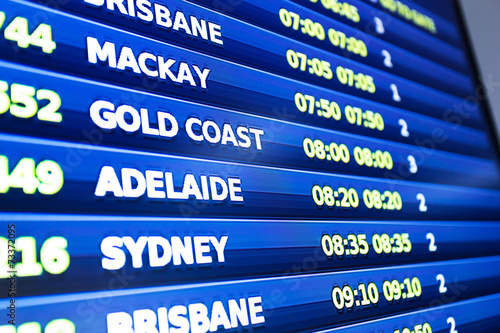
<box><xmin>0</xmin><ymin>156</ymin><xmax>64</xmax><ymax>195</ymax></box>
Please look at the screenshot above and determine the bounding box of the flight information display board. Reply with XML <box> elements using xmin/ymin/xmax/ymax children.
<box><xmin>1</xmin><ymin>0</ymin><xmax>500</xmax><ymax>332</ymax></box>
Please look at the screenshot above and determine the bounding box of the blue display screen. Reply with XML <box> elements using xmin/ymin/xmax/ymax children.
<box><xmin>1</xmin><ymin>0</ymin><xmax>500</xmax><ymax>332</ymax></box>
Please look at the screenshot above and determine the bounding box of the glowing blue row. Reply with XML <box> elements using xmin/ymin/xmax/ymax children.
<box><xmin>2</xmin><ymin>216</ymin><xmax>500</xmax><ymax>296</ymax></box>
<box><xmin>0</xmin><ymin>133</ymin><xmax>499</xmax><ymax>219</ymax></box>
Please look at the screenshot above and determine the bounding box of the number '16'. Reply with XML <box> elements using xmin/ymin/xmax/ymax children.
<box><xmin>0</xmin><ymin>236</ymin><xmax>70</xmax><ymax>278</ymax></box>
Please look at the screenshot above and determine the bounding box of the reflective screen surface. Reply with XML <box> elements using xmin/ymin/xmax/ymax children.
<box><xmin>1</xmin><ymin>0</ymin><xmax>500</xmax><ymax>332</ymax></box>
